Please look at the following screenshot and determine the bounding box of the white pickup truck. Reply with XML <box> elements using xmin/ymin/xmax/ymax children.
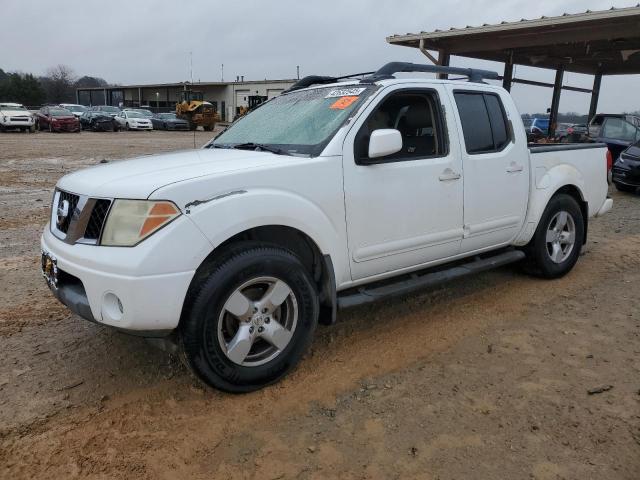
<box><xmin>41</xmin><ymin>62</ymin><xmax>613</xmax><ymax>392</ymax></box>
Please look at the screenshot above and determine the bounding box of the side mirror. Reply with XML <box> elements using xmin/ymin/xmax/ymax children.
<box><xmin>368</xmin><ymin>129</ymin><xmax>403</xmax><ymax>159</ymax></box>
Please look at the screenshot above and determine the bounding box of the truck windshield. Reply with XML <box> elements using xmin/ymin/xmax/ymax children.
<box><xmin>212</xmin><ymin>85</ymin><xmax>375</xmax><ymax>156</ymax></box>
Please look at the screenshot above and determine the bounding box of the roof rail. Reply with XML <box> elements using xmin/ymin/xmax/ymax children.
<box><xmin>360</xmin><ymin>62</ymin><xmax>500</xmax><ymax>84</ymax></box>
<box><xmin>284</xmin><ymin>71</ymin><xmax>376</xmax><ymax>93</ymax></box>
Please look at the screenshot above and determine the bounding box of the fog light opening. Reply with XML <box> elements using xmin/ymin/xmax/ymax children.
<box><xmin>102</xmin><ymin>292</ymin><xmax>124</xmax><ymax>322</ymax></box>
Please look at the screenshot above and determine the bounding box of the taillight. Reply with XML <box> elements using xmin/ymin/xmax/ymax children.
<box><xmin>606</xmin><ymin>149</ymin><xmax>613</xmax><ymax>172</ymax></box>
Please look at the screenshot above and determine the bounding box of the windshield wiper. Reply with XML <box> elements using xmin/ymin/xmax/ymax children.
<box><xmin>232</xmin><ymin>142</ymin><xmax>288</xmax><ymax>155</ymax></box>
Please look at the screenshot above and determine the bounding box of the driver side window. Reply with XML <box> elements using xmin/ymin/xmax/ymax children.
<box><xmin>355</xmin><ymin>90</ymin><xmax>447</xmax><ymax>163</ymax></box>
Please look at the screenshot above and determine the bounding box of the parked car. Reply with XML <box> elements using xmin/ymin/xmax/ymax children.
<box><xmin>556</xmin><ymin>123</ymin><xmax>588</xmax><ymax>143</ymax></box>
<box><xmin>60</xmin><ymin>103</ymin><xmax>88</xmax><ymax>118</ymax></box>
<box><xmin>80</xmin><ymin>111</ymin><xmax>119</xmax><ymax>132</ymax></box>
<box><xmin>151</xmin><ymin>112</ymin><xmax>189</xmax><ymax>130</ymax></box>
<box><xmin>124</xmin><ymin>108</ymin><xmax>154</xmax><ymax>118</ymax></box>
<box><xmin>90</xmin><ymin>105</ymin><xmax>121</xmax><ymax>117</ymax></box>
<box><xmin>36</xmin><ymin>106</ymin><xmax>80</xmax><ymax>132</ymax></box>
<box><xmin>612</xmin><ymin>140</ymin><xmax>640</xmax><ymax>193</ymax></box>
<box><xmin>115</xmin><ymin>110</ymin><xmax>153</xmax><ymax>130</ymax></box>
<box><xmin>41</xmin><ymin>62</ymin><xmax>613</xmax><ymax>392</ymax></box>
<box><xmin>589</xmin><ymin>114</ymin><xmax>640</xmax><ymax>160</ymax></box>
<box><xmin>530</xmin><ymin>117</ymin><xmax>550</xmax><ymax>138</ymax></box>
<box><xmin>0</xmin><ymin>102</ymin><xmax>35</xmax><ymax>132</ymax></box>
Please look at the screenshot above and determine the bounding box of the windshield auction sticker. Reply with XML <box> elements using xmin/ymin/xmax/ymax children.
<box><xmin>329</xmin><ymin>96</ymin><xmax>360</xmax><ymax>110</ymax></box>
<box><xmin>325</xmin><ymin>87</ymin><xmax>367</xmax><ymax>98</ymax></box>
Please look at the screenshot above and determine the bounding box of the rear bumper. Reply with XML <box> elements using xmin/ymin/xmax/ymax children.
<box><xmin>596</xmin><ymin>197</ymin><xmax>613</xmax><ymax>217</ymax></box>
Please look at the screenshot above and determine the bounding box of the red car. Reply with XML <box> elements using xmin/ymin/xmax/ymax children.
<box><xmin>36</xmin><ymin>106</ymin><xmax>80</xmax><ymax>132</ymax></box>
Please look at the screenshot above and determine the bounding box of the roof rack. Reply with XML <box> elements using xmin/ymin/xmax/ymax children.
<box><xmin>284</xmin><ymin>71</ymin><xmax>375</xmax><ymax>93</ymax></box>
<box><xmin>360</xmin><ymin>62</ymin><xmax>500</xmax><ymax>84</ymax></box>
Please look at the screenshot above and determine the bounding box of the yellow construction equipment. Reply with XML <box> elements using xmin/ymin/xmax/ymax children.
<box><xmin>176</xmin><ymin>90</ymin><xmax>218</xmax><ymax>131</ymax></box>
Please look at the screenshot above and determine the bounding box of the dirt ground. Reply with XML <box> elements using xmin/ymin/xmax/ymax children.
<box><xmin>0</xmin><ymin>130</ymin><xmax>638</xmax><ymax>479</ymax></box>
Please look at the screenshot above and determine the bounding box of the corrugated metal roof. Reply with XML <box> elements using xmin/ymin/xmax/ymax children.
<box><xmin>387</xmin><ymin>5</ymin><xmax>640</xmax><ymax>42</ymax></box>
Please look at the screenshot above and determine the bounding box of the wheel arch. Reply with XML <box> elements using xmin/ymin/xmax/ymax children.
<box><xmin>553</xmin><ymin>184</ymin><xmax>589</xmax><ymax>246</ymax></box>
<box><xmin>180</xmin><ymin>225</ymin><xmax>337</xmax><ymax>330</ymax></box>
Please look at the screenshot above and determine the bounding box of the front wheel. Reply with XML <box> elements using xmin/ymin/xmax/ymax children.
<box><xmin>180</xmin><ymin>243</ymin><xmax>319</xmax><ymax>392</ymax></box>
<box><xmin>524</xmin><ymin>194</ymin><xmax>584</xmax><ymax>278</ymax></box>
<box><xmin>125</xmin><ymin>122</ymin><xmax>130</xmax><ymax>131</ymax></box>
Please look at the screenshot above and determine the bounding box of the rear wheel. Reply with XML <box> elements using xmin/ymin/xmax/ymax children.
<box><xmin>180</xmin><ymin>243</ymin><xmax>319</xmax><ymax>392</ymax></box>
<box><xmin>524</xmin><ymin>194</ymin><xmax>584</xmax><ymax>278</ymax></box>
<box><xmin>203</xmin><ymin>124</ymin><xmax>213</xmax><ymax>132</ymax></box>
<box><xmin>614</xmin><ymin>183</ymin><xmax>636</xmax><ymax>193</ymax></box>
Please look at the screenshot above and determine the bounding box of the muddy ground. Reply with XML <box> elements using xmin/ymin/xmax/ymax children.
<box><xmin>0</xmin><ymin>130</ymin><xmax>638</xmax><ymax>479</ymax></box>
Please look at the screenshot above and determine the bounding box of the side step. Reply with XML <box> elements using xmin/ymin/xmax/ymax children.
<box><xmin>337</xmin><ymin>250</ymin><xmax>526</xmax><ymax>309</ymax></box>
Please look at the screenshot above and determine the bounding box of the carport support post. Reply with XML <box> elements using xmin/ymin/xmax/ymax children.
<box><xmin>548</xmin><ymin>66</ymin><xmax>564</xmax><ymax>138</ymax></box>
<box><xmin>437</xmin><ymin>50</ymin><xmax>450</xmax><ymax>80</ymax></box>
<box><xmin>588</xmin><ymin>73</ymin><xmax>602</xmax><ymax>123</ymax></box>
<box><xmin>502</xmin><ymin>53</ymin><xmax>514</xmax><ymax>92</ymax></box>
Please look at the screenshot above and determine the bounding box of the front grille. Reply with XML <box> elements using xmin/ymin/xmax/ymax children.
<box><xmin>84</xmin><ymin>199</ymin><xmax>111</xmax><ymax>240</ymax></box>
<box><xmin>57</xmin><ymin>190</ymin><xmax>80</xmax><ymax>233</ymax></box>
<box><xmin>10</xmin><ymin>116</ymin><xmax>29</xmax><ymax>121</ymax></box>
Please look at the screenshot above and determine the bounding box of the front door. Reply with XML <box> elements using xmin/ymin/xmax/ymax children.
<box><xmin>343</xmin><ymin>86</ymin><xmax>464</xmax><ymax>281</ymax></box>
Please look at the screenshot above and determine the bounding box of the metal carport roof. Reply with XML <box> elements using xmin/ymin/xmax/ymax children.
<box><xmin>387</xmin><ymin>5</ymin><xmax>640</xmax><ymax>134</ymax></box>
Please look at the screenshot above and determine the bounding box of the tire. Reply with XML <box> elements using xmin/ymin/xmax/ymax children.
<box><xmin>125</xmin><ymin>122</ymin><xmax>130</xmax><ymax>131</ymax></box>
<box><xmin>524</xmin><ymin>193</ymin><xmax>584</xmax><ymax>279</ymax></box>
<box><xmin>614</xmin><ymin>183</ymin><xmax>636</xmax><ymax>193</ymax></box>
<box><xmin>49</xmin><ymin>123</ymin><xmax>53</xmax><ymax>133</ymax></box>
<box><xmin>203</xmin><ymin>125</ymin><xmax>213</xmax><ymax>132</ymax></box>
<box><xmin>180</xmin><ymin>243</ymin><xmax>319</xmax><ymax>393</ymax></box>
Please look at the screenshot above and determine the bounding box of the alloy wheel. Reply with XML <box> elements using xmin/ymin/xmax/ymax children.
<box><xmin>216</xmin><ymin>276</ymin><xmax>298</xmax><ymax>367</ymax></box>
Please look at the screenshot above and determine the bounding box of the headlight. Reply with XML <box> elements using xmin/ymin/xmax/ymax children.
<box><xmin>101</xmin><ymin>200</ymin><xmax>180</xmax><ymax>246</ymax></box>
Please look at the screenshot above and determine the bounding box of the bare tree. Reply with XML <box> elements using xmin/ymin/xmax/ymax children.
<box><xmin>42</xmin><ymin>64</ymin><xmax>76</xmax><ymax>103</ymax></box>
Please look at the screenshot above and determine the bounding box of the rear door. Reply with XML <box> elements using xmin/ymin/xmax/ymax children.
<box><xmin>449</xmin><ymin>87</ymin><xmax>529</xmax><ymax>253</ymax></box>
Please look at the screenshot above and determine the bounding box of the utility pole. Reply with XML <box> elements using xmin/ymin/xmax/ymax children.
<box><xmin>296</xmin><ymin>65</ymin><xmax>300</xmax><ymax>79</ymax></box>
<box><xmin>221</xmin><ymin>63</ymin><xmax>224</xmax><ymax>82</ymax></box>
<box><xmin>189</xmin><ymin>51</ymin><xmax>193</xmax><ymax>84</ymax></box>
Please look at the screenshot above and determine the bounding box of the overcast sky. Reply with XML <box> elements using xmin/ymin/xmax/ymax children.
<box><xmin>3</xmin><ymin>0</ymin><xmax>639</xmax><ymax>114</ymax></box>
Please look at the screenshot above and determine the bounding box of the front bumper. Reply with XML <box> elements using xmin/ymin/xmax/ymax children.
<box><xmin>40</xmin><ymin>215</ymin><xmax>212</xmax><ymax>333</ymax></box>
<box><xmin>612</xmin><ymin>169</ymin><xmax>640</xmax><ymax>187</ymax></box>
<box><xmin>130</xmin><ymin>124</ymin><xmax>153</xmax><ymax>130</ymax></box>
<box><xmin>1</xmin><ymin>119</ymin><xmax>34</xmax><ymax>127</ymax></box>
<box><xmin>51</xmin><ymin>123</ymin><xmax>80</xmax><ymax>132</ymax></box>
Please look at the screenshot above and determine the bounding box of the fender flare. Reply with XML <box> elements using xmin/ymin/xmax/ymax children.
<box><xmin>514</xmin><ymin>164</ymin><xmax>587</xmax><ymax>246</ymax></box>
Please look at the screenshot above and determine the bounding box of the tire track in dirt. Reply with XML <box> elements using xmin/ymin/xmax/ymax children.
<box><xmin>2</xmin><ymin>234</ymin><xmax>637</xmax><ymax>479</ymax></box>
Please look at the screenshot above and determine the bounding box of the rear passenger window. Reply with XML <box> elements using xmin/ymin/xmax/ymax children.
<box><xmin>454</xmin><ymin>92</ymin><xmax>511</xmax><ymax>154</ymax></box>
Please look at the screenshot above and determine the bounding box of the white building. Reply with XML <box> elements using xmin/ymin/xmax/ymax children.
<box><xmin>77</xmin><ymin>78</ymin><xmax>296</xmax><ymax>122</ymax></box>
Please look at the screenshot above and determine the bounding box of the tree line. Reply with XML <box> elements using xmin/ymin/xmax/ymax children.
<box><xmin>0</xmin><ymin>65</ymin><xmax>109</xmax><ymax>107</ymax></box>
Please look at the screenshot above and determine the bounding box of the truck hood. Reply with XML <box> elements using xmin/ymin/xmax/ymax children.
<box><xmin>56</xmin><ymin>148</ymin><xmax>298</xmax><ymax>199</ymax></box>
<box><xmin>0</xmin><ymin>109</ymin><xmax>32</xmax><ymax>117</ymax></box>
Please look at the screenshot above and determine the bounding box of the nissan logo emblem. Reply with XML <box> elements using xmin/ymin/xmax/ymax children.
<box><xmin>56</xmin><ymin>199</ymin><xmax>70</xmax><ymax>227</ymax></box>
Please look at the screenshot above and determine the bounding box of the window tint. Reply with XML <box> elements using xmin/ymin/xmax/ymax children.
<box><xmin>454</xmin><ymin>93</ymin><xmax>494</xmax><ymax>153</ymax></box>
<box><xmin>354</xmin><ymin>90</ymin><xmax>447</xmax><ymax>163</ymax></box>
<box><xmin>455</xmin><ymin>92</ymin><xmax>511</xmax><ymax>154</ymax></box>
<box><xmin>485</xmin><ymin>95</ymin><xmax>509</xmax><ymax>149</ymax></box>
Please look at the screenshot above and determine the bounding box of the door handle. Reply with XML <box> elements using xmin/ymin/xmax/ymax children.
<box><xmin>506</xmin><ymin>163</ymin><xmax>524</xmax><ymax>173</ymax></box>
<box><xmin>439</xmin><ymin>169</ymin><xmax>461</xmax><ymax>181</ymax></box>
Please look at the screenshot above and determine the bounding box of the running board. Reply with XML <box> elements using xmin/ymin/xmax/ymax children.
<box><xmin>337</xmin><ymin>250</ymin><xmax>526</xmax><ymax>309</ymax></box>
